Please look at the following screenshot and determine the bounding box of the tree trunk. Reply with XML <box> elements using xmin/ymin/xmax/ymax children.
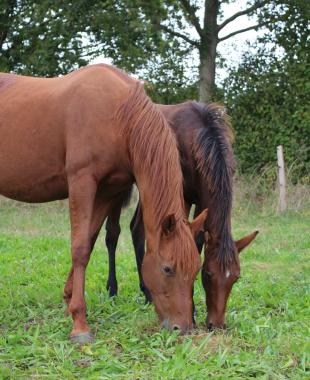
<box><xmin>199</xmin><ymin>0</ymin><xmax>219</xmax><ymax>102</ymax></box>
<box><xmin>199</xmin><ymin>39</ymin><xmax>217</xmax><ymax>102</ymax></box>
<box><xmin>0</xmin><ymin>0</ymin><xmax>16</xmax><ymax>51</ymax></box>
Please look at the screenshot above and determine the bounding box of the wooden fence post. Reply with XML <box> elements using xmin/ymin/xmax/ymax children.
<box><xmin>277</xmin><ymin>145</ymin><xmax>287</xmax><ymax>213</ymax></box>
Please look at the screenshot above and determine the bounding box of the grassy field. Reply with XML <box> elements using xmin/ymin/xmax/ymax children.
<box><xmin>0</xmin><ymin>196</ymin><xmax>309</xmax><ymax>379</ymax></box>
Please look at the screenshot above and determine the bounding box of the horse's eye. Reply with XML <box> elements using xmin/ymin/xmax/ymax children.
<box><xmin>162</xmin><ymin>266</ymin><xmax>174</xmax><ymax>276</ymax></box>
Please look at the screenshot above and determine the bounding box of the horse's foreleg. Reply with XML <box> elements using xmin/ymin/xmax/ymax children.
<box><xmin>192</xmin><ymin>203</ymin><xmax>205</xmax><ymax>325</ymax></box>
<box><xmin>63</xmin><ymin>228</ymin><xmax>101</xmax><ymax>316</ymax></box>
<box><xmin>105</xmin><ymin>203</ymin><xmax>122</xmax><ymax>297</ymax></box>
<box><xmin>130</xmin><ymin>203</ymin><xmax>152</xmax><ymax>303</ymax></box>
<box><xmin>64</xmin><ymin>267</ymin><xmax>74</xmax><ymax>315</ymax></box>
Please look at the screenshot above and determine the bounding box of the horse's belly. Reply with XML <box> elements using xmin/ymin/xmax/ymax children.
<box><xmin>0</xmin><ymin>143</ymin><xmax>68</xmax><ymax>203</ymax></box>
<box><xmin>0</xmin><ymin>169</ymin><xmax>68</xmax><ymax>203</ymax></box>
<box><xmin>0</xmin><ymin>98</ymin><xmax>67</xmax><ymax>202</ymax></box>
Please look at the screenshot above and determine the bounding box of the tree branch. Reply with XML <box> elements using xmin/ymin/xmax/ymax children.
<box><xmin>180</xmin><ymin>0</ymin><xmax>204</xmax><ymax>38</ymax></box>
<box><xmin>160</xmin><ymin>24</ymin><xmax>199</xmax><ymax>46</ymax></box>
<box><xmin>218</xmin><ymin>22</ymin><xmax>269</xmax><ymax>42</ymax></box>
<box><xmin>218</xmin><ymin>0</ymin><xmax>270</xmax><ymax>32</ymax></box>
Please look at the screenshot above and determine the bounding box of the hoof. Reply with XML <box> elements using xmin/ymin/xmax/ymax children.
<box><xmin>192</xmin><ymin>317</ymin><xmax>196</xmax><ymax>327</ymax></box>
<box><xmin>143</xmin><ymin>290</ymin><xmax>152</xmax><ymax>304</ymax></box>
<box><xmin>207</xmin><ymin>323</ymin><xmax>227</xmax><ymax>332</ymax></box>
<box><xmin>108</xmin><ymin>288</ymin><xmax>118</xmax><ymax>298</ymax></box>
<box><xmin>106</xmin><ymin>282</ymin><xmax>118</xmax><ymax>297</ymax></box>
<box><xmin>144</xmin><ymin>297</ymin><xmax>152</xmax><ymax>305</ymax></box>
<box><xmin>70</xmin><ymin>332</ymin><xmax>94</xmax><ymax>345</ymax></box>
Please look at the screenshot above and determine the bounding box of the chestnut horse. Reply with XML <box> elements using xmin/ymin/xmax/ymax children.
<box><xmin>105</xmin><ymin>102</ymin><xmax>258</xmax><ymax>329</ymax></box>
<box><xmin>0</xmin><ymin>64</ymin><xmax>207</xmax><ymax>343</ymax></box>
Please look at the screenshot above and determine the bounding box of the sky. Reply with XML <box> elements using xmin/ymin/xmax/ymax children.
<box><xmin>90</xmin><ymin>0</ymin><xmax>266</xmax><ymax>82</ymax></box>
<box><xmin>214</xmin><ymin>0</ymin><xmax>266</xmax><ymax>80</ymax></box>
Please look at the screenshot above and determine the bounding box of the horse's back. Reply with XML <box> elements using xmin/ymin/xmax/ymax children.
<box><xmin>0</xmin><ymin>65</ymin><xmax>135</xmax><ymax>202</ymax></box>
<box><xmin>0</xmin><ymin>64</ymin><xmax>134</xmax><ymax>106</ymax></box>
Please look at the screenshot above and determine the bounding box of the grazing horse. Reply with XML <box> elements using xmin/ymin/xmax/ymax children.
<box><xmin>0</xmin><ymin>64</ymin><xmax>207</xmax><ymax>343</ymax></box>
<box><xmin>105</xmin><ymin>102</ymin><xmax>258</xmax><ymax>329</ymax></box>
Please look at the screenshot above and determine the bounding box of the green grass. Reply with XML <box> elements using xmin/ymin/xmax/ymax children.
<box><xmin>0</xmin><ymin>197</ymin><xmax>309</xmax><ymax>379</ymax></box>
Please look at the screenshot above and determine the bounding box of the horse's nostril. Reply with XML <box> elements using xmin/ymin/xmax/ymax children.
<box><xmin>172</xmin><ymin>325</ymin><xmax>180</xmax><ymax>331</ymax></box>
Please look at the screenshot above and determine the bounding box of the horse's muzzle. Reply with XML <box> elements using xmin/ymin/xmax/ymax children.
<box><xmin>161</xmin><ymin>319</ymin><xmax>189</xmax><ymax>335</ymax></box>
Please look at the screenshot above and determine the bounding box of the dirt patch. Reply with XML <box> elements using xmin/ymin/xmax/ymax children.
<box><xmin>24</xmin><ymin>318</ymin><xmax>37</xmax><ymax>331</ymax></box>
<box><xmin>73</xmin><ymin>358</ymin><xmax>92</xmax><ymax>368</ymax></box>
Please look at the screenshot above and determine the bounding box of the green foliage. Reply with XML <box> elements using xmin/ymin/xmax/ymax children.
<box><xmin>224</xmin><ymin>1</ymin><xmax>310</xmax><ymax>180</ymax></box>
<box><xmin>3</xmin><ymin>1</ymin><xmax>301</xmax><ymax>104</ymax></box>
<box><xmin>0</xmin><ymin>198</ymin><xmax>309</xmax><ymax>378</ymax></box>
<box><xmin>88</xmin><ymin>0</ymin><xmax>199</xmax><ymax>103</ymax></box>
<box><xmin>225</xmin><ymin>50</ymin><xmax>310</xmax><ymax>179</ymax></box>
<box><xmin>0</xmin><ymin>0</ymin><xmax>198</xmax><ymax>99</ymax></box>
<box><xmin>0</xmin><ymin>0</ymin><xmax>93</xmax><ymax>75</ymax></box>
<box><xmin>144</xmin><ymin>43</ymin><xmax>198</xmax><ymax>104</ymax></box>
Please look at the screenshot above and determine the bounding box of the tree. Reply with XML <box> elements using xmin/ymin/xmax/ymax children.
<box><xmin>110</xmin><ymin>0</ymin><xmax>275</xmax><ymax>102</ymax></box>
<box><xmin>86</xmin><ymin>0</ymin><xmax>278</xmax><ymax>102</ymax></box>
<box><xmin>1</xmin><ymin>1</ymin><xmax>302</xmax><ymax>103</ymax></box>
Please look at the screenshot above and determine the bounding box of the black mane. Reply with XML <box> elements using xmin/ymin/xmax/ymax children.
<box><xmin>191</xmin><ymin>102</ymin><xmax>236</xmax><ymax>268</ymax></box>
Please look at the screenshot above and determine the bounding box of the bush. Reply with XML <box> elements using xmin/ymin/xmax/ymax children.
<box><xmin>225</xmin><ymin>47</ymin><xmax>310</xmax><ymax>182</ymax></box>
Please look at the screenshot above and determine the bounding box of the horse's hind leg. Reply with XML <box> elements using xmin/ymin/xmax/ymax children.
<box><xmin>66</xmin><ymin>175</ymin><xmax>110</xmax><ymax>343</ymax></box>
<box><xmin>130</xmin><ymin>202</ymin><xmax>152</xmax><ymax>303</ymax></box>
<box><xmin>105</xmin><ymin>203</ymin><xmax>122</xmax><ymax>297</ymax></box>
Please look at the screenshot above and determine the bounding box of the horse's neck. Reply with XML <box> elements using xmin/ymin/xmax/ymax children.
<box><xmin>136</xmin><ymin>177</ymin><xmax>161</xmax><ymax>238</ymax></box>
<box><xmin>136</xmin><ymin>173</ymin><xmax>184</xmax><ymax>249</ymax></box>
<box><xmin>139</xmin><ymin>197</ymin><xmax>160</xmax><ymax>252</ymax></box>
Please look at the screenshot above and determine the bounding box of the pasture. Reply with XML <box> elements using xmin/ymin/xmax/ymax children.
<box><xmin>0</xmin><ymin>196</ymin><xmax>309</xmax><ymax>379</ymax></box>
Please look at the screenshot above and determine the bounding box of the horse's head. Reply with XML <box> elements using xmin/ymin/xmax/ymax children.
<box><xmin>142</xmin><ymin>209</ymin><xmax>208</xmax><ymax>334</ymax></box>
<box><xmin>202</xmin><ymin>231</ymin><xmax>259</xmax><ymax>330</ymax></box>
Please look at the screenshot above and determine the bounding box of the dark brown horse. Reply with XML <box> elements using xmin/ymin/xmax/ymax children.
<box><xmin>105</xmin><ymin>102</ymin><xmax>258</xmax><ymax>329</ymax></box>
<box><xmin>0</xmin><ymin>64</ymin><xmax>207</xmax><ymax>343</ymax></box>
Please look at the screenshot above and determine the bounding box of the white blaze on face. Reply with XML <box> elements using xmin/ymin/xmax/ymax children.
<box><xmin>225</xmin><ymin>270</ymin><xmax>231</xmax><ymax>279</ymax></box>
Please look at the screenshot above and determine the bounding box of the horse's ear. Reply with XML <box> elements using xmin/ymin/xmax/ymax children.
<box><xmin>235</xmin><ymin>230</ymin><xmax>259</xmax><ymax>253</ymax></box>
<box><xmin>190</xmin><ymin>208</ymin><xmax>208</xmax><ymax>239</ymax></box>
<box><xmin>162</xmin><ymin>214</ymin><xmax>176</xmax><ymax>237</ymax></box>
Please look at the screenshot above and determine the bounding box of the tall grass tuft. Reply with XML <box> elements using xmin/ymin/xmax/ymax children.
<box><xmin>233</xmin><ymin>162</ymin><xmax>310</xmax><ymax>217</ymax></box>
